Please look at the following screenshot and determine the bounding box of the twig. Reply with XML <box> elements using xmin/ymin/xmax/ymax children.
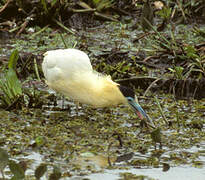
<box><xmin>71</xmin><ymin>8</ymin><xmax>96</xmax><ymax>13</ymax></box>
<box><xmin>143</xmin><ymin>55</ymin><xmax>158</xmax><ymax>62</ymax></box>
<box><xmin>53</xmin><ymin>19</ymin><xmax>75</xmax><ymax>34</ymax></box>
<box><xmin>77</xmin><ymin>0</ymin><xmax>118</xmax><ymax>22</ymax></box>
<box><xmin>16</xmin><ymin>14</ymin><xmax>35</xmax><ymax>37</ymax></box>
<box><xmin>154</xmin><ymin>96</ymin><xmax>169</xmax><ymax>125</ymax></box>
<box><xmin>30</xmin><ymin>25</ymin><xmax>49</xmax><ymax>38</ymax></box>
<box><xmin>34</xmin><ymin>58</ymin><xmax>41</xmax><ymax>81</ymax></box>
<box><xmin>19</xmin><ymin>55</ymin><xmax>33</xmax><ymax>76</ymax></box>
<box><xmin>0</xmin><ymin>0</ymin><xmax>12</xmax><ymax>14</ymax></box>
<box><xmin>77</xmin><ymin>1</ymin><xmax>92</xmax><ymax>9</ymax></box>
<box><xmin>116</xmin><ymin>76</ymin><xmax>157</xmax><ymax>83</ymax></box>
<box><xmin>133</xmin><ymin>32</ymin><xmax>153</xmax><ymax>42</ymax></box>
<box><xmin>176</xmin><ymin>0</ymin><xmax>187</xmax><ymax>22</ymax></box>
<box><xmin>9</xmin><ymin>26</ymin><xmax>20</xmax><ymax>33</ymax></box>
<box><xmin>144</xmin><ymin>18</ymin><xmax>171</xmax><ymax>47</ymax></box>
<box><xmin>59</xmin><ymin>33</ymin><xmax>68</xmax><ymax>48</ymax></box>
<box><xmin>73</xmin><ymin>41</ymin><xmax>77</xmax><ymax>48</ymax></box>
<box><xmin>107</xmin><ymin>141</ymin><xmax>113</xmax><ymax>167</ymax></box>
<box><xmin>94</xmin><ymin>11</ymin><xmax>118</xmax><ymax>22</ymax></box>
<box><xmin>171</xmin><ymin>6</ymin><xmax>176</xmax><ymax>19</ymax></box>
<box><xmin>143</xmin><ymin>78</ymin><xmax>162</xmax><ymax>97</ymax></box>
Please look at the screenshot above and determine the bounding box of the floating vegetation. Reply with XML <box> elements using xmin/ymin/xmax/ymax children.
<box><xmin>0</xmin><ymin>0</ymin><xmax>205</xmax><ymax>179</ymax></box>
<box><xmin>0</xmin><ymin>49</ymin><xmax>47</xmax><ymax>109</ymax></box>
<box><xmin>0</xmin><ymin>50</ymin><xmax>23</xmax><ymax>109</ymax></box>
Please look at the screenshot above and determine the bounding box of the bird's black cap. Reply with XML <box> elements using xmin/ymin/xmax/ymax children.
<box><xmin>118</xmin><ymin>85</ymin><xmax>135</xmax><ymax>98</ymax></box>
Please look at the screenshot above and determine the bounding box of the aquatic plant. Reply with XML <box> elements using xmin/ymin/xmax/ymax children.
<box><xmin>0</xmin><ymin>50</ymin><xmax>23</xmax><ymax>109</ymax></box>
<box><xmin>92</xmin><ymin>0</ymin><xmax>115</xmax><ymax>11</ymax></box>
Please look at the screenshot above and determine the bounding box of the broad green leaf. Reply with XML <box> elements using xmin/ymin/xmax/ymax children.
<box><xmin>8</xmin><ymin>160</ymin><xmax>25</xmax><ymax>179</ymax></box>
<box><xmin>35</xmin><ymin>136</ymin><xmax>45</xmax><ymax>147</ymax></box>
<box><xmin>8</xmin><ymin>49</ymin><xmax>19</xmax><ymax>70</ymax></box>
<box><xmin>35</xmin><ymin>163</ymin><xmax>47</xmax><ymax>180</ymax></box>
<box><xmin>0</xmin><ymin>68</ymin><xmax>23</xmax><ymax>107</ymax></box>
<box><xmin>7</xmin><ymin>68</ymin><xmax>22</xmax><ymax>96</ymax></box>
<box><xmin>0</xmin><ymin>148</ymin><xmax>9</xmax><ymax>171</ymax></box>
<box><xmin>49</xmin><ymin>166</ymin><xmax>61</xmax><ymax>180</ymax></box>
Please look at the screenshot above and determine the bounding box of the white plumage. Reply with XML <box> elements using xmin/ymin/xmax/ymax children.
<box><xmin>42</xmin><ymin>49</ymin><xmax>126</xmax><ymax>107</ymax></box>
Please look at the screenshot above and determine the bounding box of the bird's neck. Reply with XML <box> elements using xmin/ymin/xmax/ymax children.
<box><xmin>80</xmin><ymin>72</ymin><xmax>127</xmax><ymax>107</ymax></box>
<box><xmin>93</xmin><ymin>74</ymin><xmax>127</xmax><ymax>107</ymax></box>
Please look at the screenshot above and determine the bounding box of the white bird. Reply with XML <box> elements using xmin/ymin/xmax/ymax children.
<box><xmin>42</xmin><ymin>49</ymin><xmax>154</xmax><ymax>127</ymax></box>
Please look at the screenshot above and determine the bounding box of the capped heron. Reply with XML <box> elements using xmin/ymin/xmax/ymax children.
<box><xmin>42</xmin><ymin>49</ymin><xmax>154</xmax><ymax>127</ymax></box>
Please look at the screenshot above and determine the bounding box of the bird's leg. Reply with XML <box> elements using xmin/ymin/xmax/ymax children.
<box><xmin>76</xmin><ymin>101</ymin><xmax>79</xmax><ymax>115</ymax></box>
<box><xmin>73</xmin><ymin>101</ymin><xmax>81</xmax><ymax>116</ymax></box>
<box><xmin>62</xmin><ymin>95</ymin><xmax>65</xmax><ymax>109</ymax></box>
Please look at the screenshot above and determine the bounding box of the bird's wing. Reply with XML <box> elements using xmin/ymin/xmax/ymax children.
<box><xmin>42</xmin><ymin>49</ymin><xmax>93</xmax><ymax>83</ymax></box>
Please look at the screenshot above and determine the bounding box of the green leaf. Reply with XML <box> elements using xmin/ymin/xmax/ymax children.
<box><xmin>0</xmin><ymin>68</ymin><xmax>22</xmax><ymax>107</ymax></box>
<box><xmin>35</xmin><ymin>163</ymin><xmax>47</xmax><ymax>180</ymax></box>
<box><xmin>151</xmin><ymin>128</ymin><xmax>161</xmax><ymax>143</ymax></box>
<box><xmin>93</xmin><ymin>0</ymin><xmax>100</xmax><ymax>5</ymax></box>
<box><xmin>0</xmin><ymin>79</ymin><xmax>12</xmax><ymax>105</ymax></box>
<box><xmin>41</xmin><ymin>0</ymin><xmax>48</xmax><ymax>13</ymax></box>
<box><xmin>157</xmin><ymin>7</ymin><xmax>172</xmax><ymax>19</ymax></box>
<box><xmin>7</xmin><ymin>69</ymin><xmax>22</xmax><ymax>96</ymax></box>
<box><xmin>94</xmin><ymin>0</ymin><xmax>114</xmax><ymax>11</ymax></box>
<box><xmin>35</xmin><ymin>136</ymin><xmax>45</xmax><ymax>147</ymax></box>
<box><xmin>0</xmin><ymin>148</ymin><xmax>9</xmax><ymax>172</ymax></box>
<box><xmin>9</xmin><ymin>160</ymin><xmax>25</xmax><ymax>179</ymax></box>
<box><xmin>51</xmin><ymin>0</ymin><xmax>57</xmax><ymax>6</ymax></box>
<box><xmin>49</xmin><ymin>166</ymin><xmax>61</xmax><ymax>180</ymax></box>
<box><xmin>184</xmin><ymin>45</ymin><xmax>198</xmax><ymax>59</ymax></box>
<box><xmin>175</xmin><ymin>66</ymin><xmax>184</xmax><ymax>79</ymax></box>
<box><xmin>8</xmin><ymin>49</ymin><xmax>19</xmax><ymax>70</ymax></box>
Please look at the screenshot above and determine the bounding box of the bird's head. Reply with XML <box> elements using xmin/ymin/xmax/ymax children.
<box><xmin>118</xmin><ymin>85</ymin><xmax>153</xmax><ymax>126</ymax></box>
